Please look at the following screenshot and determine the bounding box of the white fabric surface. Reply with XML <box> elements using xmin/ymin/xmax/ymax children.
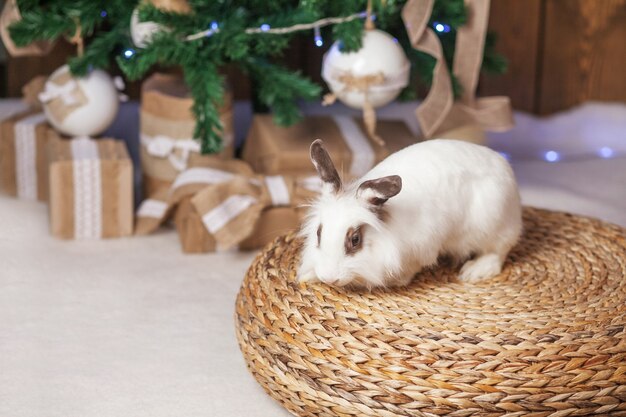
<box><xmin>1</xmin><ymin>100</ymin><xmax>625</xmax><ymax>417</ymax></box>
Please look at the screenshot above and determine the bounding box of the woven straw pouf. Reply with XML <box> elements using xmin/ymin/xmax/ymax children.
<box><xmin>235</xmin><ymin>208</ymin><xmax>626</xmax><ymax>417</ymax></box>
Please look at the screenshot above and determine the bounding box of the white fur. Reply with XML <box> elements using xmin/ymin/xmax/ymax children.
<box><xmin>298</xmin><ymin>139</ymin><xmax>522</xmax><ymax>287</ymax></box>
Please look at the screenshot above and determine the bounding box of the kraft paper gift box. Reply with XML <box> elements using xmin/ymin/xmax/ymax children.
<box><xmin>47</xmin><ymin>137</ymin><xmax>133</xmax><ymax>239</ymax></box>
<box><xmin>242</xmin><ymin>114</ymin><xmax>418</xmax><ymax>179</ymax></box>
<box><xmin>174</xmin><ymin>197</ymin><xmax>305</xmax><ymax>253</ymax></box>
<box><xmin>179</xmin><ymin>175</ymin><xmax>318</xmax><ymax>252</ymax></box>
<box><xmin>0</xmin><ymin>110</ymin><xmax>52</xmax><ymax>201</ymax></box>
<box><xmin>135</xmin><ymin>160</ymin><xmax>320</xmax><ymax>252</ymax></box>
<box><xmin>140</xmin><ymin>72</ymin><xmax>234</xmax><ymax>197</ymax></box>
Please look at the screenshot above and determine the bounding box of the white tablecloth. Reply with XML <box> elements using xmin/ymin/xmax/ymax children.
<box><xmin>1</xmin><ymin>99</ymin><xmax>624</xmax><ymax>417</ymax></box>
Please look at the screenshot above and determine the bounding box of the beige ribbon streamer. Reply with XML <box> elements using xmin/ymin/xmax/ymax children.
<box><xmin>402</xmin><ymin>0</ymin><xmax>513</xmax><ymax>137</ymax></box>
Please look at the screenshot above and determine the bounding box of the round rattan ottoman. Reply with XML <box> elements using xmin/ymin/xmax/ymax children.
<box><xmin>235</xmin><ymin>208</ymin><xmax>626</xmax><ymax>417</ymax></box>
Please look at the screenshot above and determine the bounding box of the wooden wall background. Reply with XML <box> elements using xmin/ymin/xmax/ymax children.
<box><xmin>4</xmin><ymin>0</ymin><xmax>626</xmax><ymax>115</ymax></box>
<box><xmin>478</xmin><ymin>0</ymin><xmax>626</xmax><ymax>114</ymax></box>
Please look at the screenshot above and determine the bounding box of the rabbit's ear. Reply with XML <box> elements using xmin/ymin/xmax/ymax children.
<box><xmin>356</xmin><ymin>175</ymin><xmax>402</xmax><ymax>207</ymax></box>
<box><xmin>310</xmin><ymin>139</ymin><xmax>342</xmax><ymax>194</ymax></box>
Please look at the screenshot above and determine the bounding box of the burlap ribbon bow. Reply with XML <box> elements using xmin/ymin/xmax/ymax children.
<box><xmin>135</xmin><ymin>161</ymin><xmax>321</xmax><ymax>249</ymax></box>
<box><xmin>37</xmin><ymin>68</ymin><xmax>88</xmax><ymax>123</ymax></box>
<box><xmin>191</xmin><ymin>174</ymin><xmax>319</xmax><ymax>250</ymax></box>
<box><xmin>402</xmin><ymin>0</ymin><xmax>513</xmax><ymax>137</ymax></box>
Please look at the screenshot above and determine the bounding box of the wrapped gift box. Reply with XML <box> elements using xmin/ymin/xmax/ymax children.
<box><xmin>242</xmin><ymin>114</ymin><xmax>418</xmax><ymax>178</ymax></box>
<box><xmin>135</xmin><ymin>160</ymin><xmax>320</xmax><ymax>252</ymax></box>
<box><xmin>48</xmin><ymin>137</ymin><xmax>133</xmax><ymax>239</ymax></box>
<box><xmin>175</xmin><ymin>199</ymin><xmax>305</xmax><ymax>253</ymax></box>
<box><xmin>140</xmin><ymin>73</ymin><xmax>234</xmax><ymax>196</ymax></box>
<box><xmin>0</xmin><ymin>110</ymin><xmax>51</xmax><ymax>201</ymax></box>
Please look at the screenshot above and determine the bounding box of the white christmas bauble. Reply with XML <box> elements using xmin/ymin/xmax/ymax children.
<box><xmin>322</xmin><ymin>29</ymin><xmax>410</xmax><ymax>109</ymax></box>
<box><xmin>40</xmin><ymin>65</ymin><xmax>120</xmax><ymax>137</ymax></box>
<box><xmin>130</xmin><ymin>7</ymin><xmax>163</xmax><ymax>48</ymax></box>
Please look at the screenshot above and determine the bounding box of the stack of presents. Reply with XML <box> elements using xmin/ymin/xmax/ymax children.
<box><xmin>0</xmin><ymin>72</ymin><xmax>421</xmax><ymax>252</ymax></box>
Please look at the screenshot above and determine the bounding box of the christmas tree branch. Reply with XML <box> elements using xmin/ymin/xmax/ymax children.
<box><xmin>246</xmin><ymin>58</ymin><xmax>322</xmax><ymax>127</ymax></box>
<box><xmin>6</xmin><ymin>0</ymin><xmax>508</xmax><ymax>153</ymax></box>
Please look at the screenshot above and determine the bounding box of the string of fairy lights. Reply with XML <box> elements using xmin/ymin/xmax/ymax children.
<box><xmin>118</xmin><ymin>9</ymin><xmax>622</xmax><ymax>164</ymax></box>
<box><xmin>121</xmin><ymin>11</ymin><xmax>456</xmax><ymax>58</ymax></box>
<box><xmin>496</xmin><ymin>147</ymin><xmax>620</xmax><ymax>164</ymax></box>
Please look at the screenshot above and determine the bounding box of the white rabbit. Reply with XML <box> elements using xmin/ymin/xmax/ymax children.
<box><xmin>298</xmin><ymin>139</ymin><xmax>522</xmax><ymax>288</ymax></box>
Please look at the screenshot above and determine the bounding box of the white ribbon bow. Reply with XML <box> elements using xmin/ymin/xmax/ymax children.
<box><xmin>38</xmin><ymin>79</ymin><xmax>79</xmax><ymax>105</ymax></box>
<box><xmin>141</xmin><ymin>134</ymin><xmax>201</xmax><ymax>172</ymax></box>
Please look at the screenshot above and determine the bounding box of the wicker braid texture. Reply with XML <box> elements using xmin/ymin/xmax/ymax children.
<box><xmin>235</xmin><ymin>208</ymin><xmax>626</xmax><ymax>417</ymax></box>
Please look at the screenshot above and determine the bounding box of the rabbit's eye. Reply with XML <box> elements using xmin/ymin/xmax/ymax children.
<box><xmin>345</xmin><ymin>226</ymin><xmax>363</xmax><ymax>255</ymax></box>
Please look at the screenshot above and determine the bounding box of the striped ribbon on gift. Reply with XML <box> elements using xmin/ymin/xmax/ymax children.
<box><xmin>14</xmin><ymin>113</ymin><xmax>46</xmax><ymax>200</ymax></box>
<box><xmin>70</xmin><ymin>137</ymin><xmax>102</xmax><ymax>240</ymax></box>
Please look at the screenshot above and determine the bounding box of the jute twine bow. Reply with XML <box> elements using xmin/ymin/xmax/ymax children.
<box><xmin>402</xmin><ymin>0</ymin><xmax>513</xmax><ymax>137</ymax></box>
<box><xmin>141</xmin><ymin>134</ymin><xmax>201</xmax><ymax>171</ymax></box>
<box><xmin>38</xmin><ymin>78</ymin><xmax>80</xmax><ymax>105</ymax></box>
<box><xmin>134</xmin><ymin>161</ymin><xmax>321</xmax><ymax>249</ymax></box>
<box><xmin>324</xmin><ymin>72</ymin><xmax>387</xmax><ymax>146</ymax></box>
<box><xmin>37</xmin><ymin>68</ymin><xmax>88</xmax><ymax>122</ymax></box>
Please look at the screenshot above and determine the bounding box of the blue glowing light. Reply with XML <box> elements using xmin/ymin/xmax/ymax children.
<box><xmin>544</xmin><ymin>150</ymin><xmax>560</xmax><ymax>162</ymax></box>
<box><xmin>433</xmin><ymin>21</ymin><xmax>451</xmax><ymax>33</ymax></box>
<box><xmin>100</xmin><ymin>10</ymin><xmax>107</xmax><ymax>18</ymax></box>
<box><xmin>599</xmin><ymin>147</ymin><xmax>614</xmax><ymax>158</ymax></box>
<box><xmin>314</xmin><ymin>26</ymin><xmax>322</xmax><ymax>47</ymax></box>
<box><xmin>210</xmin><ymin>21</ymin><xmax>219</xmax><ymax>30</ymax></box>
<box><xmin>260</xmin><ymin>24</ymin><xmax>270</xmax><ymax>32</ymax></box>
<box><xmin>123</xmin><ymin>48</ymin><xmax>135</xmax><ymax>59</ymax></box>
<box><xmin>498</xmin><ymin>152</ymin><xmax>511</xmax><ymax>161</ymax></box>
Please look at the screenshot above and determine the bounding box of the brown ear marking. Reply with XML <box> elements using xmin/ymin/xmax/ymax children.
<box><xmin>357</xmin><ymin>175</ymin><xmax>402</xmax><ymax>206</ymax></box>
<box><xmin>310</xmin><ymin>139</ymin><xmax>342</xmax><ymax>193</ymax></box>
<box><xmin>372</xmin><ymin>206</ymin><xmax>390</xmax><ymax>222</ymax></box>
